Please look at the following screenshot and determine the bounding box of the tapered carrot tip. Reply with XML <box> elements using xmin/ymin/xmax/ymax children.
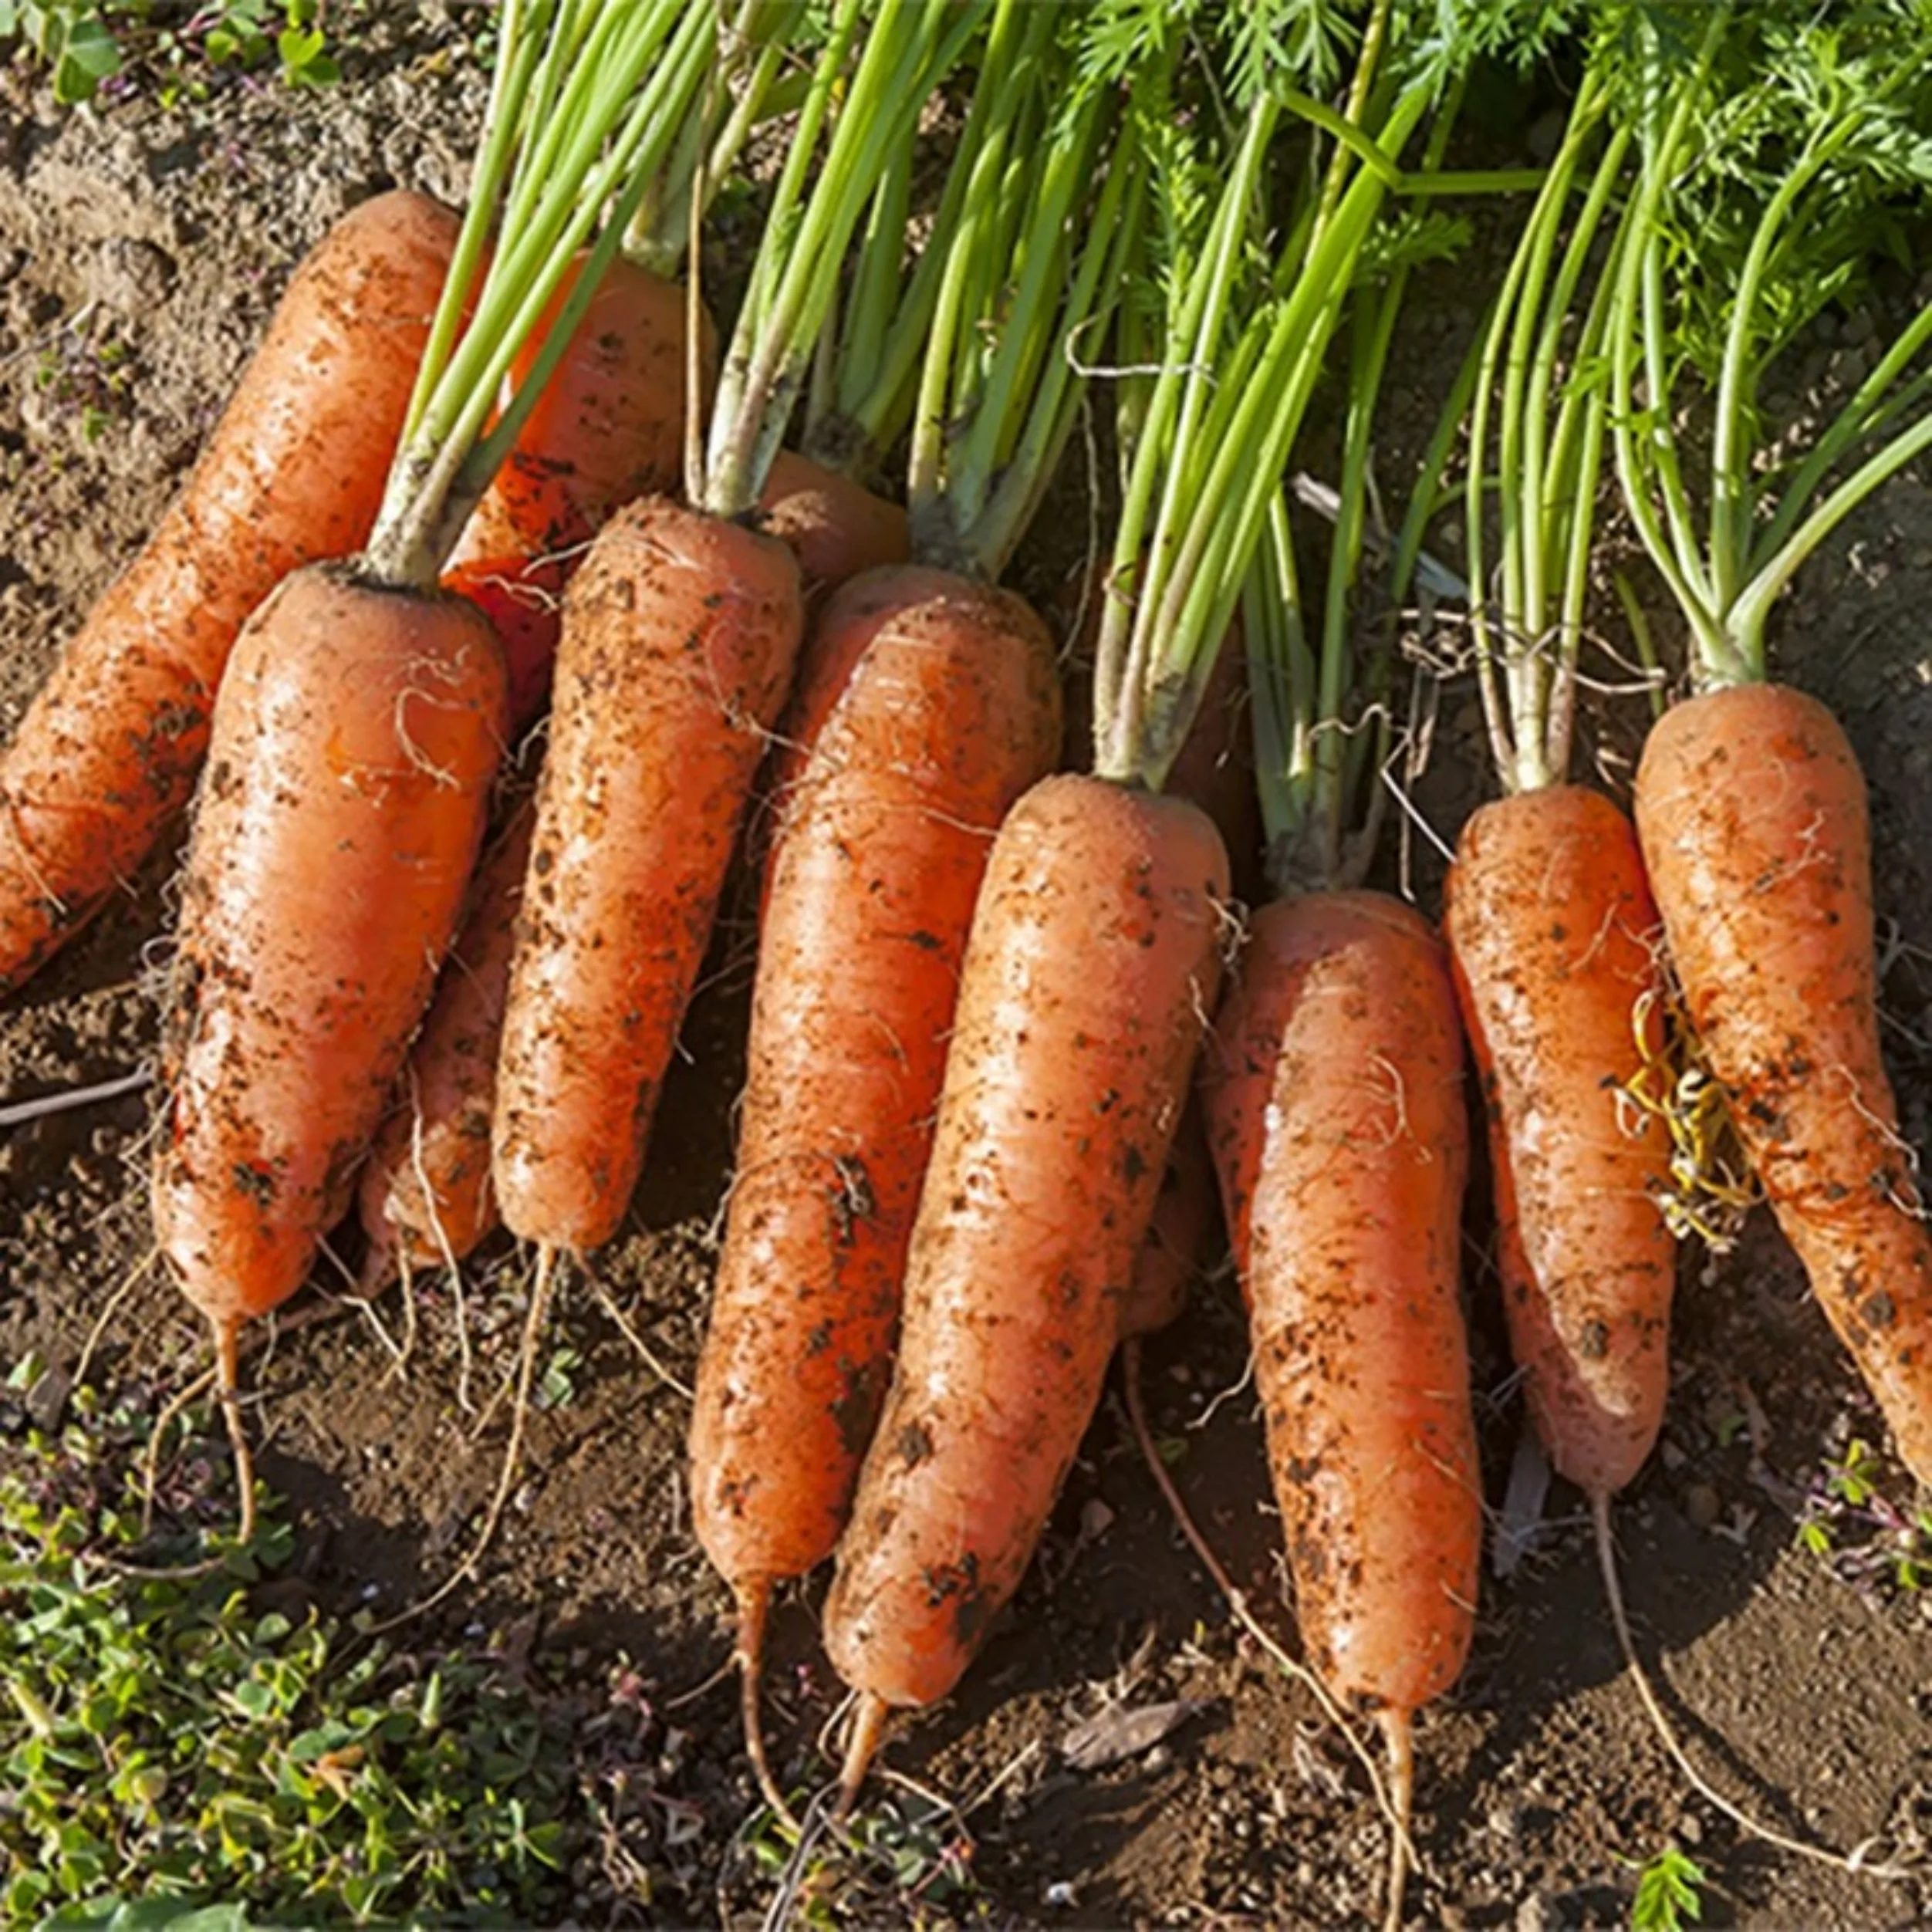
<box><xmin>736</xmin><ymin>1582</ymin><xmax>801</xmax><ymax>1832</ymax></box>
<box><xmin>835</xmin><ymin>1691</ymin><xmax>892</xmax><ymax>1822</ymax></box>
<box><xmin>1380</xmin><ymin>1706</ymin><xmax>1415</xmax><ymax>1932</ymax></box>
<box><xmin>211</xmin><ymin>1315</ymin><xmax>256</xmax><ymax>1549</ymax></box>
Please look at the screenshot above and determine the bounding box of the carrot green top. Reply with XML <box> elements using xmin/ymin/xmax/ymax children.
<box><xmin>1088</xmin><ymin>0</ymin><xmax>1528</xmax><ymax>798</ymax></box>
<box><xmin>893</xmin><ymin>0</ymin><xmax>1151</xmax><ymax>584</ymax></box>
<box><xmin>1603</xmin><ymin>0</ymin><xmax>1932</xmax><ymax>691</ymax></box>
<box><xmin>364</xmin><ymin>0</ymin><xmax>725</xmax><ymax>590</ymax></box>
<box><xmin>697</xmin><ymin>0</ymin><xmax>984</xmax><ymax>522</ymax></box>
<box><xmin>1461</xmin><ymin>67</ymin><xmax>1633</xmax><ymax>796</ymax></box>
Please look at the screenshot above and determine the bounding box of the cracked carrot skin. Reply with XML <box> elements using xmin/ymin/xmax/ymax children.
<box><xmin>824</xmin><ymin>775</ymin><xmax>1229</xmax><ymax>1711</ymax></box>
<box><xmin>153</xmin><ymin>565</ymin><xmax>507</xmax><ymax>1330</ymax></box>
<box><xmin>1444</xmin><ymin>785</ymin><xmax>1674</xmax><ymax>1497</ymax></box>
<box><xmin>443</xmin><ymin>256</ymin><xmax>711</xmax><ymax>735</ymax></box>
<box><xmin>491</xmin><ymin>496</ymin><xmax>804</xmax><ymax>1256</ymax></box>
<box><xmin>691</xmin><ymin>566</ymin><xmax>1062</xmax><ymax>1595</ymax></box>
<box><xmin>1202</xmin><ymin>890</ymin><xmax>1479</xmax><ymax>1718</ymax></box>
<box><xmin>0</xmin><ymin>189</ymin><xmax>461</xmax><ymax>996</ymax></box>
<box><xmin>1635</xmin><ymin>681</ymin><xmax>1932</xmax><ymax>1487</ymax></box>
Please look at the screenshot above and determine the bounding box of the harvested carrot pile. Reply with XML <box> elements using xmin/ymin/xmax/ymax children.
<box><xmin>4</xmin><ymin>2</ymin><xmax>1932</xmax><ymax>1927</ymax></box>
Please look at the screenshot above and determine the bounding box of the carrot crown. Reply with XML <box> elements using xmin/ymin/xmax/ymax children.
<box><xmin>363</xmin><ymin>0</ymin><xmax>718</xmax><ymax>590</ymax></box>
<box><xmin>1605</xmin><ymin>0</ymin><xmax>1932</xmax><ymax>691</ymax></box>
<box><xmin>697</xmin><ymin>0</ymin><xmax>985</xmax><ymax>522</ymax></box>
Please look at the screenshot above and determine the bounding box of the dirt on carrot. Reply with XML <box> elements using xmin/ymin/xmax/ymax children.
<box><xmin>8</xmin><ymin>32</ymin><xmax>1932</xmax><ymax>1932</ymax></box>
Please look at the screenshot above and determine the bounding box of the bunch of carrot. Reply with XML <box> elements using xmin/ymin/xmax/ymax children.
<box><xmin>7</xmin><ymin>0</ymin><xmax>1932</xmax><ymax>1920</ymax></box>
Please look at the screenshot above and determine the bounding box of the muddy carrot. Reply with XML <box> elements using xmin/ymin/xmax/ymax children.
<box><xmin>152</xmin><ymin>0</ymin><xmax>713</xmax><ymax>1546</ymax></box>
<box><xmin>691</xmin><ymin>5</ymin><xmax>1137</xmax><ymax>1819</ymax></box>
<box><xmin>0</xmin><ymin>187</ymin><xmax>458</xmax><ymax>997</ymax></box>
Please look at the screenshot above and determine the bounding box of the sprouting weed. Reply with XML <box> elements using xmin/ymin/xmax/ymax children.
<box><xmin>1620</xmin><ymin>981</ymin><xmax>1761</xmax><ymax>1252</ymax></box>
<box><xmin>1794</xmin><ymin>1437</ymin><xmax>1932</xmax><ymax>1596</ymax></box>
<box><xmin>1626</xmin><ymin>1841</ymin><xmax>1707</xmax><ymax>1932</ymax></box>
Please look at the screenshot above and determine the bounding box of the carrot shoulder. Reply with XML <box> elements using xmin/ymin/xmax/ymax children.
<box><xmin>1202</xmin><ymin>890</ymin><xmax>1479</xmax><ymax>1719</ymax></box>
<box><xmin>825</xmin><ymin>775</ymin><xmax>1228</xmax><ymax>1711</ymax></box>
<box><xmin>0</xmin><ymin>189</ymin><xmax>460</xmax><ymax>994</ymax></box>
<box><xmin>1636</xmin><ymin>681</ymin><xmax>1932</xmax><ymax>1485</ymax></box>
<box><xmin>1444</xmin><ymin>785</ymin><xmax>1674</xmax><ymax>1497</ymax></box>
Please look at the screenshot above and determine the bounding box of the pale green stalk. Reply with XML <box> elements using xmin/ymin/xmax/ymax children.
<box><xmin>366</xmin><ymin>0</ymin><xmax>708</xmax><ymax>589</ymax></box>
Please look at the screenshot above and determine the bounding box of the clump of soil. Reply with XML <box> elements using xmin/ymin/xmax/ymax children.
<box><xmin>5</xmin><ymin>21</ymin><xmax>1932</xmax><ymax>1930</ymax></box>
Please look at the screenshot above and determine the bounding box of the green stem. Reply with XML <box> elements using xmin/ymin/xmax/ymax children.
<box><xmin>704</xmin><ymin>0</ymin><xmax>981</xmax><ymax>518</ymax></box>
<box><xmin>367</xmin><ymin>0</ymin><xmax>701</xmax><ymax>589</ymax></box>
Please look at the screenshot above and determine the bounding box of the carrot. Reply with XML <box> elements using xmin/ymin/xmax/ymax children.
<box><xmin>147</xmin><ymin>0</ymin><xmax>717</xmax><ymax>1559</ymax></box>
<box><xmin>1201</xmin><ymin>887</ymin><xmax>1478</xmax><ymax>1819</ymax></box>
<box><xmin>356</xmin><ymin>803</ymin><xmax>533</xmax><ymax>1297</ymax></box>
<box><xmin>692</xmin><ymin>8</ymin><xmax>1139</xmax><ymax>1820</ymax></box>
<box><xmin>1636</xmin><ymin>686</ymin><xmax>1932</xmax><ymax>1477</ymax></box>
<box><xmin>0</xmin><ymin>188</ymin><xmax>459</xmax><ymax>997</ymax></box>
<box><xmin>443</xmin><ymin>258</ymin><xmax>709</xmax><ymax>733</ymax></box>
<box><xmin>490</xmin><ymin>496</ymin><xmax>802</xmax><ymax>1254</ymax></box>
<box><xmin>824</xmin><ymin>774</ymin><xmax>1228</xmax><ymax>1716</ymax></box>
<box><xmin>1441</xmin><ymin>86</ymin><xmax>1675</xmax><ymax>1505</ymax></box>
<box><xmin>757</xmin><ymin>448</ymin><xmax>910</xmax><ymax>603</ymax></box>
<box><xmin>153</xmin><ymin>566</ymin><xmax>506</xmax><ymax>1530</ymax></box>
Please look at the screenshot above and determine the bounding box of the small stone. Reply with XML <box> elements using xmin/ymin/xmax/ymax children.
<box><xmin>1684</xmin><ymin>1482</ymin><xmax>1721</xmax><ymax>1530</ymax></box>
<box><xmin>1515</xmin><ymin>1895</ymin><xmax>1550</xmax><ymax>1932</ymax></box>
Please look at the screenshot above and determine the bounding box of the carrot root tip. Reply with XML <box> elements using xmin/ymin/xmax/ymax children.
<box><xmin>835</xmin><ymin>1692</ymin><xmax>892</xmax><ymax>1822</ymax></box>
<box><xmin>1380</xmin><ymin>1707</ymin><xmax>1415</xmax><ymax>1932</ymax></box>
<box><xmin>737</xmin><ymin>1584</ymin><xmax>802</xmax><ymax>1833</ymax></box>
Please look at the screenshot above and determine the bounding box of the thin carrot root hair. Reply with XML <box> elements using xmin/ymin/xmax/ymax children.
<box><xmin>366</xmin><ymin>1243</ymin><xmax>559</xmax><ymax>1635</ymax></box>
<box><xmin>1380</xmin><ymin>1707</ymin><xmax>1414</xmax><ymax>1932</ymax></box>
<box><xmin>834</xmin><ymin>1691</ymin><xmax>892</xmax><ymax>1822</ymax></box>
<box><xmin>1591</xmin><ymin>1491</ymin><xmax>1915</xmax><ymax>1881</ymax></box>
<box><xmin>738</xmin><ymin>1581</ymin><xmax>802</xmax><ymax>1832</ymax></box>
<box><xmin>72</xmin><ymin>1241</ymin><xmax>159</xmax><ymax>1397</ymax></box>
<box><xmin>585</xmin><ymin>1270</ymin><xmax>694</xmax><ymax>1398</ymax></box>
<box><xmin>1120</xmin><ymin>1339</ymin><xmax>1414</xmax><ymax>1871</ymax></box>
<box><xmin>137</xmin><ymin>1361</ymin><xmax>218</xmax><ymax>1539</ymax></box>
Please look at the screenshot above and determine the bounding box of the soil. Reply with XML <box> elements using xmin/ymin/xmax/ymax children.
<box><xmin>5</xmin><ymin>16</ymin><xmax>1932</xmax><ymax>1931</ymax></box>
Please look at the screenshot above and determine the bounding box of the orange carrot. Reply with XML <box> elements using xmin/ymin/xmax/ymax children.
<box><xmin>1201</xmin><ymin>890</ymin><xmax>1479</xmax><ymax>1907</ymax></box>
<box><xmin>153</xmin><ymin>566</ymin><xmax>505</xmax><ymax>1522</ymax></box>
<box><xmin>1636</xmin><ymin>683</ymin><xmax>1932</xmax><ymax>1484</ymax></box>
<box><xmin>490</xmin><ymin>498</ymin><xmax>802</xmax><ymax>1255</ymax></box>
<box><xmin>355</xmin><ymin>803</ymin><xmax>533</xmax><ymax>1295</ymax></box>
<box><xmin>689</xmin><ymin>566</ymin><xmax>1060</xmax><ymax>1704</ymax></box>
<box><xmin>824</xmin><ymin>775</ymin><xmax>1228</xmax><ymax>1734</ymax></box>
<box><xmin>444</xmin><ymin>256</ymin><xmax>712</xmax><ymax>733</ymax></box>
<box><xmin>758</xmin><ymin>448</ymin><xmax>910</xmax><ymax>605</ymax></box>
<box><xmin>0</xmin><ymin>190</ymin><xmax>460</xmax><ymax>995</ymax></box>
<box><xmin>1444</xmin><ymin>788</ymin><xmax>1673</xmax><ymax>1496</ymax></box>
